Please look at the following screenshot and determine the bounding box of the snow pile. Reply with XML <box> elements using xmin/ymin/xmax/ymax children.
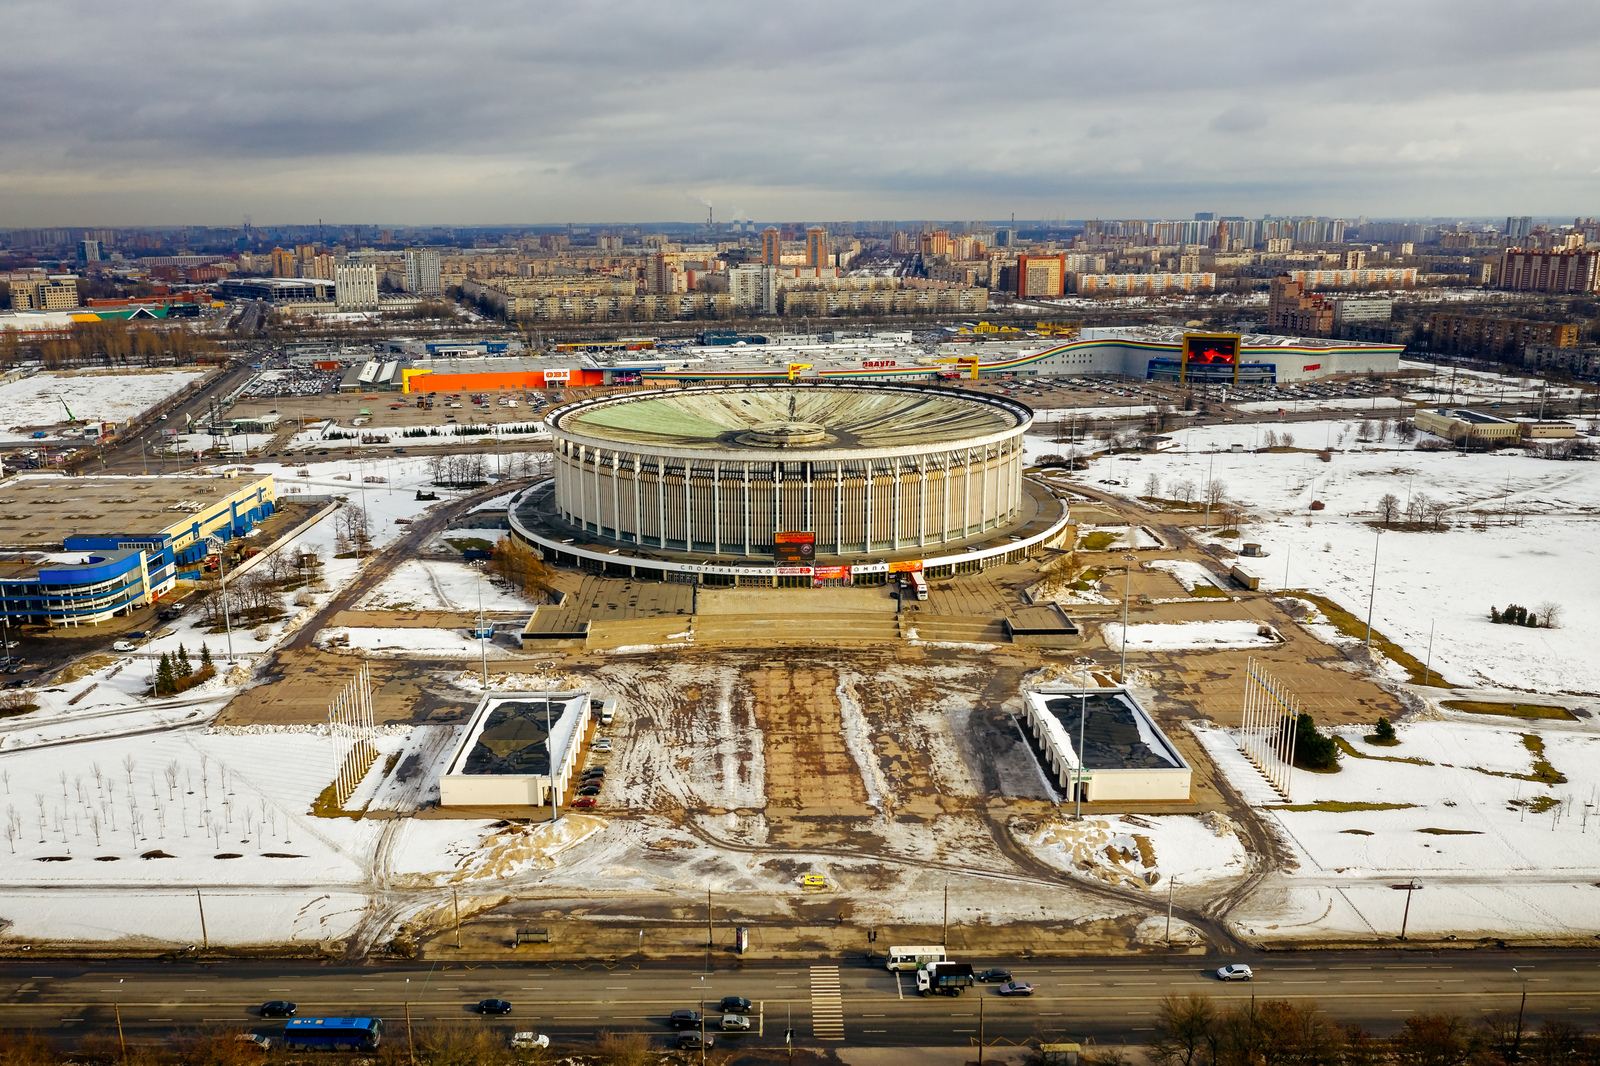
<box><xmin>451</xmin><ymin>668</ymin><xmax>586</xmax><ymax>693</ymax></box>
<box><xmin>1108</xmin><ymin>620</ymin><xmax>1280</xmax><ymax>650</ymax></box>
<box><xmin>436</xmin><ymin>815</ymin><xmax>608</xmax><ymax>883</ymax></box>
<box><xmin>1017</xmin><ymin>813</ymin><xmax>1249</xmax><ymax>889</ymax></box>
<box><xmin>1145</xmin><ymin>559</ymin><xmax>1230</xmax><ymax>595</ymax></box>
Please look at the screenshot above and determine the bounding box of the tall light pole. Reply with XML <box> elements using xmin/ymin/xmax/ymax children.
<box><xmin>1073</xmin><ymin>656</ymin><xmax>1094</xmax><ymax>820</ymax></box>
<box><xmin>214</xmin><ymin>538</ymin><xmax>235</xmax><ymax>664</ymax></box>
<box><xmin>1364</xmin><ymin>528</ymin><xmax>1382</xmax><ymax>647</ymax></box>
<box><xmin>1120</xmin><ymin>553</ymin><xmax>1136</xmax><ymax>682</ymax></box>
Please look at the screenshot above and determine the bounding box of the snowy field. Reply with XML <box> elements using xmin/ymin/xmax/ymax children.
<box><xmin>354</xmin><ymin>560</ymin><xmax>528</xmax><ymax>613</ymax></box>
<box><xmin>1109</xmin><ymin>620</ymin><xmax>1280</xmax><ymax>651</ymax></box>
<box><xmin>1074</xmin><ymin>417</ymin><xmax>1600</xmax><ymax>694</ymax></box>
<box><xmin>1197</xmin><ymin>714</ymin><xmax>1600</xmax><ymax>941</ymax></box>
<box><xmin>0</xmin><ymin>369</ymin><xmax>207</xmax><ymax>441</ymax></box>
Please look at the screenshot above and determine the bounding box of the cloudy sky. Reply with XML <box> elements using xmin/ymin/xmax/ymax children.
<box><xmin>4</xmin><ymin>0</ymin><xmax>1598</xmax><ymax>226</ymax></box>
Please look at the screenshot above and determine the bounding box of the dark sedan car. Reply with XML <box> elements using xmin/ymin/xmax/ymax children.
<box><xmin>718</xmin><ymin>996</ymin><xmax>751</xmax><ymax>1014</ymax></box>
<box><xmin>259</xmin><ymin>1001</ymin><xmax>296</xmax><ymax>1017</ymax></box>
<box><xmin>476</xmin><ymin>999</ymin><xmax>513</xmax><ymax>1015</ymax></box>
<box><xmin>668</xmin><ymin>1009</ymin><xmax>701</xmax><ymax>1029</ymax></box>
<box><xmin>676</xmin><ymin>1032</ymin><xmax>712</xmax><ymax>1050</ymax></box>
<box><xmin>996</xmin><ymin>981</ymin><xmax>1034</xmax><ymax>997</ymax></box>
<box><xmin>577</xmin><ymin>785</ymin><xmax>602</xmax><ymax>797</ymax></box>
<box><xmin>975</xmin><ymin>968</ymin><xmax>1012</xmax><ymax>983</ymax></box>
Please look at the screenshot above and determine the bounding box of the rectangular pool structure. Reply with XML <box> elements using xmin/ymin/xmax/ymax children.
<box><xmin>438</xmin><ymin>690</ymin><xmax>592</xmax><ymax>808</ymax></box>
<box><xmin>1022</xmin><ymin>686</ymin><xmax>1191</xmax><ymax>802</ymax></box>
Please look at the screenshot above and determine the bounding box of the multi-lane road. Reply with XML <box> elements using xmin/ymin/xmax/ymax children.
<box><xmin>3</xmin><ymin>951</ymin><xmax>1598</xmax><ymax>1050</ymax></box>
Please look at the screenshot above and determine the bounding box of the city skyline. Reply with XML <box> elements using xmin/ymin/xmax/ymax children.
<box><xmin>3</xmin><ymin>0</ymin><xmax>1599</xmax><ymax>226</ymax></box>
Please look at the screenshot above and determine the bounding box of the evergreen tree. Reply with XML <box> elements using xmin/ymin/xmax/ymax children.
<box><xmin>200</xmin><ymin>643</ymin><xmax>213</xmax><ymax>668</ymax></box>
<box><xmin>176</xmin><ymin>643</ymin><xmax>192</xmax><ymax>679</ymax></box>
<box><xmin>155</xmin><ymin>654</ymin><xmax>175</xmax><ymax>696</ymax></box>
<box><xmin>1373</xmin><ymin>717</ymin><xmax>1396</xmax><ymax>743</ymax></box>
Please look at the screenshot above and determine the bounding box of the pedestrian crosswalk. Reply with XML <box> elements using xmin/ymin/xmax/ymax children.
<box><xmin>809</xmin><ymin>965</ymin><xmax>844</xmax><ymax>1041</ymax></box>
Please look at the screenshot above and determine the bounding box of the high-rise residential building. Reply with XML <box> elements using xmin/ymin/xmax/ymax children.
<box><xmin>1015</xmin><ymin>254</ymin><xmax>1066</xmax><ymax>298</ymax></box>
<box><xmin>1428</xmin><ymin>313</ymin><xmax>1578</xmax><ymax>358</ymax></box>
<box><xmin>404</xmin><ymin>249</ymin><xmax>442</xmax><ymax>294</ymax></box>
<box><xmin>805</xmin><ymin>227</ymin><xmax>829</xmax><ymax>268</ymax></box>
<box><xmin>761</xmin><ymin>228</ymin><xmax>782</xmax><ymax>266</ymax></box>
<box><xmin>1506</xmin><ymin>216</ymin><xmax>1534</xmax><ymax>241</ymax></box>
<box><xmin>645</xmin><ymin>254</ymin><xmax>686</xmax><ymax>294</ymax></box>
<box><xmin>76</xmin><ymin>239</ymin><xmax>101</xmax><ymax>263</ymax></box>
<box><xmin>921</xmin><ymin>230</ymin><xmax>951</xmax><ymax>257</ymax></box>
<box><xmin>1267</xmin><ymin>276</ymin><xmax>1334</xmax><ymax>337</ymax></box>
<box><xmin>728</xmin><ymin>265</ymin><xmax>777</xmax><ymax>314</ymax></box>
<box><xmin>1498</xmin><ymin>249</ymin><xmax>1600</xmax><ymax>293</ymax></box>
<box><xmin>334</xmin><ymin>264</ymin><xmax>379</xmax><ymax>311</ymax></box>
<box><xmin>270</xmin><ymin>247</ymin><xmax>296</xmax><ymax>277</ymax></box>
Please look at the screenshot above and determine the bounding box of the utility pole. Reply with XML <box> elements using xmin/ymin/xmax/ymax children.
<box><xmin>453</xmin><ymin>886</ymin><xmax>462</xmax><ymax>949</ymax></box>
<box><xmin>1075</xmin><ymin>657</ymin><xmax>1092</xmax><ymax>819</ymax></box>
<box><xmin>942</xmin><ymin>884</ymin><xmax>949</xmax><ymax>946</ymax></box>
<box><xmin>1166</xmin><ymin>875</ymin><xmax>1177</xmax><ymax>945</ymax></box>
<box><xmin>978</xmin><ymin>995</ymin><xmax>986</xmax><ymax>1065</ymax></box>
<box><xmin>196</xmin><ymin>888</ymin><xmax>208</xmax><ymax>950</ymax></box>
<box><xmin>706</xmin><ymin>886</ymin><xmax>713</xmax><ymax>973</ymax></box>
<box><xmin>115</xmin><ymin>1003</ymin><xmax>125</xmax><ymax>1059</ymax></box>
<box><xmin>1120</xmin><ymin>553</ymin><xmax>1136</xmax><ymax>682</ymax></box>
<box><xmin>1423</xmin><ymin>620</ymin><xmax>1435</xmax><ymax>687</ymax></box>
<box><xmin>1365</xmin><ymin>529</ymin><xmax>1382</xmax><ymax>646</ymax></box>
<box><xmin>406</xmin><ymin>1003</ymin><xmax>415</xmax><ymax>1066</ymax></box>
<box><xmin>215</xmin><ymin>540</ymin><xmax>235</xmax><ymax>664</ymax></box>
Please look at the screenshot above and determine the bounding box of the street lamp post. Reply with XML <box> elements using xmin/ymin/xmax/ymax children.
<box><xmin>1120</xmin><ymin>553</ymin><xmax>1136</xmax><ymax>682</ymax></box>
<box><xmin>1364</xmin><ymin>529</ymin><xmax>1383</xmax><ymax>646</ymax></box>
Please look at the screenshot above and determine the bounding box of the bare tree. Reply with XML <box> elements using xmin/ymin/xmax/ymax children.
<box><xmin>1174</xmin><ymin>479</ymin><xmax>1197</xmax><ymax>507</ymax></box>
<box><xmin>1143</xmin><ymin>472</ymin><xmax>1163</xmax><ymax>499</ymax></box>
<box><xmin>1425</xmin><ymin>497</ymin><xmax>1450</xmax><ymax>531</ymax></box>
<box><xmin>1377</xmin><ymin>492</ymin><xmax>1401</xmax><ymax>526</ymax></box>
<box><xmin>1281</xmin><ymin>432</ymin><xmax>1295</xmax><ymax>448</ymax></box>
<box><xmin>1536</xmin><ymin>601</ymin><xmax>1564</xmax><ymax>629</ymax></box>
<box><xmin>1204</xmin><ymin>478</ymin><xmax>1229</xmax><ymax>511</ymax></box>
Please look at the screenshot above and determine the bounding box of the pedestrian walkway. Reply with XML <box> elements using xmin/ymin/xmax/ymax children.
<box><xmin>810</xmin><ymin>964</ymin><xmax>844</xmax><ymax>1041</ymax></box>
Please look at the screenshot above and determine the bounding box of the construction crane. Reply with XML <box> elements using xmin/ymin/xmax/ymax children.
<box><xmin>57</xmin><ymin>395</ymin><xmax>77</xmax><ymax>425</ymax></box>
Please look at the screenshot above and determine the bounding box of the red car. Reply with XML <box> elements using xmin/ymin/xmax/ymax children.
<box><xmin>572</xmin><ymin>797</ymin><xmax>598</xmax><ymax>808</ymax></box>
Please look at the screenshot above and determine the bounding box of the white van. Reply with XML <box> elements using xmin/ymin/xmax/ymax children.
<box><xmin>599</xmin><ymin>697</ymin><xmax>617</xmax><ymax>727</ymax></box>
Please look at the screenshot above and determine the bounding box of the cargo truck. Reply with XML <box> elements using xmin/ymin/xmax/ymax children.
<box><xmin>915</xmin><ymin>961</ymin><xmax>975</xmax><ymax>997</ymax></box>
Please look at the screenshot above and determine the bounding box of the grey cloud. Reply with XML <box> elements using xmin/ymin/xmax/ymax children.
<box><xmin>3</xmin><ymin>0</ymin><xmax>1600</xmax><ymax>223</ymax></box>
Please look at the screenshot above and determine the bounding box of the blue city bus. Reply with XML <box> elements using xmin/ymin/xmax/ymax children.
<box><xmin>283</xmin><ymin>1017</ymin><xmax>384</xmax><ymax>1051</ymax></box>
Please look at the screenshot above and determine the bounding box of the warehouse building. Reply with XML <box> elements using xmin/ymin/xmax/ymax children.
<box><xmin>0</xmin><ymin>473</ymin><xmax>275</xmax><ymax>626</ymax></box>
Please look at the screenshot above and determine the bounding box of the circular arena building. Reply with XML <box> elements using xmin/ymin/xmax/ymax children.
<box><xmin>543</xmin><ymin>383</ymin><xmax>1032</xmax><ymax>558</ymax></box>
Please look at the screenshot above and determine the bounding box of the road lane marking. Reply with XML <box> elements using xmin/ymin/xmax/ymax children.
<box><xmin>810</xmin><ymin>966</ymin><xmax>844</xmax><ymax>1041</ymax></box>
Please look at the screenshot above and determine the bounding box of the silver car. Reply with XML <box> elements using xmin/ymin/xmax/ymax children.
<box><xmin>1216</xmin><ymin>964</ymin><xmax>1253</xmax><ymax>981</ymax></box>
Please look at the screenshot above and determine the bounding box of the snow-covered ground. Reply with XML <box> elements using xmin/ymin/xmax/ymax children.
<box><xmin>0</xmin><ymin>369</ymin><xmax>207</xmax><ymax>442</ymax></box>
<box><xmin>1198</xmin><ymin>715</ymin><xmax>1600</xmax><ymax>941</ymax></box>
<box><xmin>1072</xmin><ymin>418</ymin><xmax>1600</xmax><ymax>694</ymax></box>
<box><xmin>1109</xmin><ymin>620</ymin><xmax>1280</xmax><ymax>651</ymax></box>
<box><xmin>285</xmin><ymin>421</ymin><xmax>548</xmax><ymax>451</ymax></box>
<box><xmin>1145</xmin><ymin>559</ymin><xmax>1230</xmax><ymax>594</ymax></box>
<box><xmin>1017</xmin><ymin>811</ymin><xmax>1249</xmax><ymax>890</ymax></box>
<box><xmin>354</xmin><ymin>560</ymin><xmax>528</xmax><ymax>613</ymax></box>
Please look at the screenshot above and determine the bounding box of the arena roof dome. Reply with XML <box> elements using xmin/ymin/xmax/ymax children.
<box><xmin>548</xmin><ymin>383</ymin><xmax>1029</xmax><ymax>459</ymax></box>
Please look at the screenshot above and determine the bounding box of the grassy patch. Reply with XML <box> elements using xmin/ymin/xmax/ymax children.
<box><xmin>1191</xmin><ymin>585</ymin><xmax>1230</xmax><ymax>599</ymax></box>
<box><xmin>1333</xmin><ymin>736</ymin><xmax>1433</xmax><ymax>766</ymax></box>
<box><xmin>446</xmin><ymin>536</ymin><xmax>496</xmax><ymax>552</ymax></box>
<box><xmin>49</xmin><ymin>654</ymin><xmax>118</xmax><ymax>685</ymax></box>
<box><xmin>1418</xmin><ymin>828</ymin><xmax>1482</xmax><ymax>836</ymax></box>
<box><xmin>1441</xmin><ymin>699</ymin><xmax>1577</xmax><ymax>722</ymax></box>
<box><xmin>1283</xmin><ymin>590</ymin><xmax>1449</xmax><ymax>687</ymax></box>
<box><xmin>1078</xmin><ymin>531</ymin><xmax>1120</xmax><ymax>551</ymax></box>
<box><xmin>1340</xmin><ymin>829</ymin><xmax>1374</xmax><ymax>836</ymax></box>
<box><xmin>1468</xmin><ymin>733</ymin><xmax>1566</xmax><ymax>786</ymax></box>
<box><xmin>1215</xmin><ymin>529</ymin><xmax>1241</xmax><ymax>539</ymax></box>
<box><xmin>1512</xmin><ymin>795</ymin><xmax>1561</xmax><ymax>814</ymax></box>
<box><xmin>1270</xmin><ymin>801</ymin><xmax>1418</xmax><ymax>813</ymax></box>
<box><xmin>1362</xmin><ymin>735</ymin><xmax>1402</xmax><ymax>746</ymax></box>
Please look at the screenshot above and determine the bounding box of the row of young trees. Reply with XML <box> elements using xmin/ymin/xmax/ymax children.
<box><xmin>1377</xmin><ymin>492</ymin><xmax>1451</xmax><ymax>530</ymax></box>
<box><xmin>1150</xmin><ymin>992</ymin><xmax>1590</xmax><ymax>1066</ymax></box>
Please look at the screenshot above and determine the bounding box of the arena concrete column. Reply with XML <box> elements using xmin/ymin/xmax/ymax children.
<box><xmin>918</xmin><ymin>456</ymin><xmax>927</xmax><ymax>548</ymax></box>
<box><xmin>609</xmin><ymin>450</ymin><xmax>620</xmax><ymax>537</ymax></box>
<box><xmin>633</xmin><ymin>454</ymin><xmax>642</xmax><ymax>544</ymax></box>
<box><xmin>864</xmin><ymin>461</ymin><xmax>874</xmax><ymax>553</ymax></box>
<box><xmin>682</xmin><ymin>460</ymin><xmax>692</xmax><ymax>550</ymax></box>
<box><xmin>742</xmin><ymin>462</ymin><xmax>751</xmax><ymax>556</ymax></box>
<box><xmin>980</xmin><ymin>443</ymin><xmax>989</xmax><ymax>530</ymax></box>
<box><xmin>657</xmin><ymin>466</ymin><xmax>666</xmax><ymax>548</ymax></box>
<box><xmin>713</xmin><ymin>460</ymin><xmax>722</xmax><ymax>554</ymax></box>
<box><xmin>835</xmin><ymin>462</ymin><xmax>844</xmax><ymax>556</ymax></box>
<box><xmin>942</xmin><ymin>451</ymin><xmax>951</xmax><ymax>543</ymax></box>
<box><xmin>963</xmin><ymin>447</ymin><xmax>972</xmax><ymax>536</ymax></box>
<box><xmin>891</xmin><ymin>457</ymin><xmax>901</xmax><ymax>549</ymax></box>
<box><xmin>773</xmin><ymin>460</ymin><xmax>782</xmax><ymax>534</ymax></box>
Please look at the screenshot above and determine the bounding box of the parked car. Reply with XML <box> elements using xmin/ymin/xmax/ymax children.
<box><xmin>509</xmin><ymin>1033</ymin><xmax>549</xmax><ymax>1050</ymax></box>
<box><xmin>676</xmin><ymin>1032</ymin><xmax>712</xmax><ymax>1051</ymax></box>
<box><xmin>1216</xmin><ymin>964</ymin><xmax>1253</xmax><ymax>982</ymax></box>
<box><xmin>668</xmin><ymin>1009</ymin><xmax>701</xmax><ymax>1029</ymax></box>
<box><xmin>577</xmin><ymin>785</ymin><xmax>601</xmax><ymax>797</ymax></box>
<box><xmin>975</xmin><ymin>968</ymin><xmax>1012</xmax><ymax>983</ymax></box>
<box><xmin>571</xmin><ymin>797</ymin><xmax>597</xmax><ymax>808</ymax></box>
<box><xmin>476</xmin><ymin>999</ymin><xmax>513</xmax><ymax>1015</ymax></box>
<box><xmin>113</xmin><ymin>641</ymin><xmax>136</xmax><ymax>652</ymax></box>
<box><xmin>996</xmin><ymin>981</ymin><xmax>1034</xmax><ymax>997</ymax></box>
<box><xmin>593</xmin><ymin>739</ymin><xmax>613</xmax><ymax>752</ymax></box>
<box><xmin>127</xmin><ymin>632</ymin><xmax>146</xmax><ymax>640</ymax></box>
<box><xmin>720</xmin><ymin>1014</ymin><xmax>751</xmax><ymax>1032</ymax></box>
<box><xmin>259</xmin><ymin>1001</ymin><xmax>296</xmax><ymax>1017</ymax></box>
<box><xmin>718</xmin><ymin>996</ymin><xmax>751</xmax><ymax>1014</ymax></box>
<box><xmin>235</xmin><ymin>1033</ymin><xmax>271</xmax><ymax>1051</ymax></box>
